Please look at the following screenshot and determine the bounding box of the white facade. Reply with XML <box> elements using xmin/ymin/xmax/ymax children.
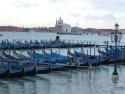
<box><xmin>55</xmin><ymin>17</ymin><xmax>71</xmax><ymax>32</ymax></box>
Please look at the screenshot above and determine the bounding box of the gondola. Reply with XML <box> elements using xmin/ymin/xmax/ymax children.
<box><xmin>36</xmin><ymin>64</ymin><xmax>50</xmax><ymax>74</ymax></box>
<box><xmin>23</xmin><ymin>61</ymin><xmax>36</xmax><ymax>76</ymax></box>
<box><xmin>99</xmin><ymin>48</ymin><xmax>122</xmax><ymax>64</ymax></box>
<box><xmin>67</xmin><ymin>50</ymin><xmax>97</xmax><ymax>67</ymax></box>
<box><xmin>28</xmin><ymin>50</ymin><xmax>71</xmax><ymax>71</ymax></box>
<box><xmin>74</xmin><ymin>50</ymin><xmax>85</xmax><ymax>57</ymax></box>
<box><xmin>8</xmin><ymin>61</ymin><xmax>24</xmax><ymax>78</ymax></box>
<box><xmin>2</xmin><ymin>51</ymin><xmax>36</xmax><ymax>76</ymax></box>
<box><xmin>105</xmin><ymin>47</ymin><xmax>122</xmax><ymax>60</ymax></box>
<box><xmin>0</xmin><ymin>61</ymin><xmax>9</xmax><ymax>78</ymax></box>
<box><xmin>13</xmin><ymin>50</ymin><xmax>29</xmax><ymax>60</ymax></box>
<box><xmin>0</xmin><ymin>51</ymin><xmax>24</xmax><ymax>78</ymax></box>
<box><xmin>88</xmin><ymin>56</ymin><xmax>99</xmax><ymax>66</ymax></box>
<box><xmin>68</xmin><ymin>50</ymin><xmax>108</xmax><ymax>67</ymax></box>
<box><xmin>15</xmin><ymin>51</ymin><xmax>50</xmax><ymax>74</ymax></box>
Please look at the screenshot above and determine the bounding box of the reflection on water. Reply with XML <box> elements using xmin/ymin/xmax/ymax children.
<box><xmin>0</xmin><ymin>32</ymin><xmax>125</xmax><ymax>94</ymax></box>
<box><xmin>0</xmin><ymin>65</ymin><xmax>125</xmax><ymax>94</ymax></box>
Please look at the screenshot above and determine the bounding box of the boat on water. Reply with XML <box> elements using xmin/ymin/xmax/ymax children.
<box><xmin>15</xmin><ymin>51</ymin><xmax>50</xmax><ymax>74</ymax></box>
<box><xmin>104</xmin><ymin>47</ymin><xmax>123</xmax><ymax>64</ymax></box>
<box><xmin>8</xmin><ymin>61</ymin><xmax>24</xmax><ymax>78</ymax></box>
<box><xmin>23</xmin><ymin>61</ymin><xmax>36</xmax><ymax>76</ymax></box>
<box><xmin>36</xmin><ymin>64</ymin><xmax>50</xmax><ymax>74</ymax></box>
<box><xmin>28</xmin><ymin>50</ymin><xmax>72</xmax><ymax>71</ymax></box>
<box><xmin>88</xmin><ymin>56</ymin><xmax>98</xmax><ymax>66</ymax></box>
<box><xmin>0</xmin><ymin>51</ymin><xmax>24</xmax><ymax>77</ymax></box>
<box><xmin>98</xmin><ymin>47</ymin><xmax>124</xmax><ymax>64</ymax></box>
<box><xmin>67</xmin><ymin>50</ymin><xmax>99</xmax><ymax>67</ymax></box>
<box><xmin>0</xmin><ymin>61</ymin><xmax>9</xmax><ymax>78</ymax></box>
<box><xmin>2</xmin><ymin>51</ymin><xmax>36</xmax><ymax>76</ymax></box>
<box><xmin>1</xmin><ymin>43</ymin><xmax>125</xmax><ymax>78</ymax></box>
<box><xmin>0</xmin><ymin>57</ymin><xmax>24</xmax><ymax>78</ymax></box>
<box><xmin>67</xmin><ymin>50</ymin><xmax>87</xmax><ymax>67</ymax></box>
<box><xmin>68</xmin><ymin>49</ymin><xmax>113</xmax><ymax>67</ymax></box>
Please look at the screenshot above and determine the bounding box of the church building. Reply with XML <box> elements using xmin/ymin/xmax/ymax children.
<box><xmin>55</xmin><ymin>17</ymin><xmax>71</xmax><ymax>32</ymax></box>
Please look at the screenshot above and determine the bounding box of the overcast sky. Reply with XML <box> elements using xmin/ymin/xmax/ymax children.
<box><xmin>0</xmin><ymin>0</ymin><xmax>125</xmax><ymax>28</ymax></box>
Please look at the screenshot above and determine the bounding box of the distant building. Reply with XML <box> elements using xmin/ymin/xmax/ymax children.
<box><xmin>55</xmin><ymin>17</ymin><xmax>71</xmax><ymax>32</ymax></box>
<box><xmin>0</xmin><ymin>26</ymin><xmax>22</xmax><ymax>32</ymax></box>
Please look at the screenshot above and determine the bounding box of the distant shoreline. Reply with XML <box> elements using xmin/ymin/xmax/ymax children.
<box><xmin>0</xmin><ymin>26</ymin><xmax>125</xmax><ymax>33</ymax></box>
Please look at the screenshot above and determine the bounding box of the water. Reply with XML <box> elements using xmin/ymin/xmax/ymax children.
<box><xmin>0</xmin><ymin>32</ymin><xmax>110</xmax><ymax>44</ymax></box>
<box><xmin>0</xmin><ymin>32</ymin><xmax>125</xmax><ymax>94</ymax></box>
<box><xmin>0</xmin><ymin>65</ymin><xmax>125</xmax><ymax>94</ymax></box>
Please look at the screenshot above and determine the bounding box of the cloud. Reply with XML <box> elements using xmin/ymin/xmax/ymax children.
<box><xmin>85</xmin><ymin>13</ymin><xmax>116</xmax><ymax>22</ymax></box>
<box><xmin>48</xmin><ymin>0</ymin><xmax>63</xmax><ymax>3</ymax></box>
<box><xmin>88</xmin><ymin>0</ymin><xmax>125</xmax><ymax>12</ymax></box>
<box><xmin>13</xmin><ymin>0</ymin><xmax>38</xmax><ymax>8</ymax></box>
<box><xmin>0</xmin><ymin>0</ymin><xmax>124</xmax><ymax>28</ymax></box>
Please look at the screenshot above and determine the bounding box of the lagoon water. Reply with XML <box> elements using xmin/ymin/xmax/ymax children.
<box><xmin>0</xmin><ymin>32</ymin><xmax>125</xmax><ymax>94</ymax></box>
<box><xmin>0</xmin><ymin>32</ymin><xmax>110</xmax><ymax>44</ymax></box>
<box><xmin>1</xmin><ymin>65</ymin><xmax>125</xmax><ymax>94</ymax></box>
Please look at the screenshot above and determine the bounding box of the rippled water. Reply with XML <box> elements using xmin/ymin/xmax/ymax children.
<box><xmin>0</xmin><ymin>32</ymin><xmax>125</xmax><ymax>94</ymax></box>
<box><xmin>0</xmin><ymin>32</ymin><xmax>110</xmax><ymax>44</ymax></box>
<box><xmin>0</xmin><ymin>65</ymin><xmax>125</xmax><ymax>94</ymax></box>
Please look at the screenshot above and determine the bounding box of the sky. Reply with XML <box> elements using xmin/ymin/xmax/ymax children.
<box><xmin>0</xmin><ymin>0</ymin><xmax>125</xmax><ymax>29</ymax></box>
